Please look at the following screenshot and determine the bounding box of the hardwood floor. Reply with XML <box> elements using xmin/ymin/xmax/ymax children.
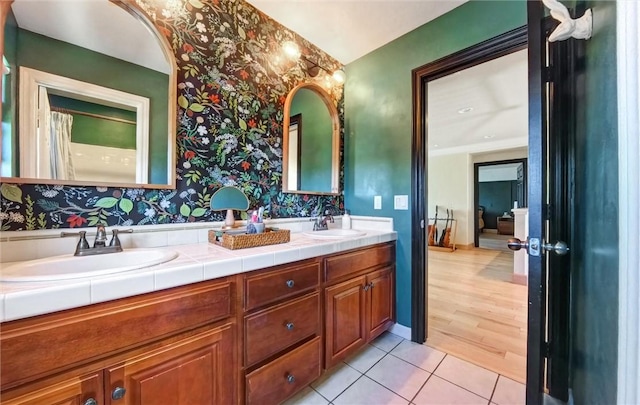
<box><xmin>426</xmin><ymin>248</ymin><xmax>527</xmax><ymax>383</ymax></box>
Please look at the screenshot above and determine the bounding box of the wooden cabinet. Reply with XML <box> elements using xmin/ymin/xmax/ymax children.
<box><xmin>1</xmin><ymin>242</ymin><xmax>396</xmax><ymax>405</ymax></box>
<box><xmin>325</xmin><ymin>276</ymin><xmax>367</xmax><ymax>366</ymax></box>
<box><xmin>242</xmin><ymin>259</ymin><xmax>322</xmax><ymax>404</ymax></box>
<box><xmin>105</xmin><ymin>325</ymin><xmax>234</xmax><ymax>405</ymax></box>
<box><xmin>324</xmin><ymin>244</ymin><xmax>396</xmax><ymax>368</ymax></box>
<box><xmin>497</xmin><ymin>217</ymin><xmax>514</xmax><ymax>235</ymax></box>
<box><xmin>2</xmin><ymin>372</ymin><xmax>103</xmax><ymax>405</ymax></box>
<box><xmin>1</xmin><ymin>278</ymin><xmax>237</xmax><ymax>405</ymax></box>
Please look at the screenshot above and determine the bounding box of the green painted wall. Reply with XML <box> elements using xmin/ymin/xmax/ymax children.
<box><xmin>343</xmin><ymin>0</ymin><xmax>527</xmax><ymax>327</ymax></box>
<box><xmin>570</xmin><ymin>1</ymin><xmax>618</xmax><ymax>403</ymax></box>
<box><xmin>49</xmin><ymin>95</ymin><xmax>137</xmax><ymax>150</ymax></box>
<box><xmin>15</xmin><ymin>29</ymin><xmax>169</xmax><ymax>183</ymax></box>
<box><xmin>290</xmin><ymin>88</ymin><xmax>332</xmax><ymax>192</ymax></box>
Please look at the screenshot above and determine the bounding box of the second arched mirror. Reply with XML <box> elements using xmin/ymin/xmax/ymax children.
<box><xmin>282</xmin><ymin>83</ymin><xmax>340</xmax><ymax>195</ymax></box>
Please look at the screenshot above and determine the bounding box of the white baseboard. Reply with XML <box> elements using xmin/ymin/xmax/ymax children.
<box><xmin>389</xmin><ymin>323</ymin><xmax>412</xmax><ymax>340</ymax></box>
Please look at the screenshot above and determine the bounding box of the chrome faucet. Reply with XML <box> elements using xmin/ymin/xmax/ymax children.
<box><xmin>61</xmin><ymin>225</ymin><xmax>133</xmax><ymax>256</ymax></box>
<box><xmin>311</xmin><ymin>210</ymin><xmax>335</xmax><ymax>231</ymax></box>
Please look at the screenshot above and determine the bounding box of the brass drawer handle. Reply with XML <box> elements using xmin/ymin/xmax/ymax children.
<box><xmin>285</xmin><ymin>322</ymin><xmax>294</xmax><ymax>330</ymax></box>
<box><xmin>286</xmin><ymin>373</ymin><xmax>295</xmax><ymax>384</ymax></box>
<box><xmin>286</xmin><ymin>279</ymin><xmax>295</xmax><ymax>288</ymax></box>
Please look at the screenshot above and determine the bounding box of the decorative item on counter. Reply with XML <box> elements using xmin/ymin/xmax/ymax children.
<box><xmin>342</xmin><ymin>209</ymin><xmax>351</xmax><ymax>230</ymax></box>
<box><xmin>209</xmin><ymin>186</ymin><xmax>250</xmax><ymax>229</ymax></box>
<box><xmin>208</xmin><ymin>228</ymin><xmax>290</xmax><ymax>249</ymax></box>
<box><xmin>246</xmin><ymin>207</ymin><xmax>265</xmax><ymax>234</ymax></box>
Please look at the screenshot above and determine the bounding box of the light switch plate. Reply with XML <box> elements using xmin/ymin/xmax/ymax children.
<box><xmin>394</xmin><ymin>195</ymin><xmax>409</xmax><ymax>210</ymax></box>
<box><xmin>374</xmin><ymin>195</ymin><xmax>382</xmax><ymax>210</ymax></box>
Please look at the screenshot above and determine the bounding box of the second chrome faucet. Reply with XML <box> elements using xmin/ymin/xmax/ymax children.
<box><xmin>61</xmin><ymin>225</ymin><xmax>133</xmax><ymax>256</ymax></box>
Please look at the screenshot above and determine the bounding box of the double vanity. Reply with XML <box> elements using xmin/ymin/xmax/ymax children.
<box><xmin>0</xmin><ymin>220</ymin><xmax>397</xmax><ymax>405</ymax></box>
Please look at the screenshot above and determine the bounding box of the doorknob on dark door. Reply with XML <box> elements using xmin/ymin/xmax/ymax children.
<box><xmin>507</xmin><ymin>237</ymin><xmax>569</xmax><ymax>256</ymax></box>
<box><xmin>507</xmin><ymin>238</ymin><xmax>529</xmax><ymax>251</ymax></box>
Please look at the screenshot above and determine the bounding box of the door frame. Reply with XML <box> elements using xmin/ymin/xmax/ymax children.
<box><xmin>474</xmin><ymin>158</ymin><xmax>528</xmax><ymax>247</ymax></box>
<box><xmin>410</xmin><ymin>25</ymin><xmax>527</xmax><ymax>343</ymax></box>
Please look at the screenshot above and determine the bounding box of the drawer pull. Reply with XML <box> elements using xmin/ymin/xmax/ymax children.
<box><xmin>286</xmin><ymin>279</ymin><xmax>295</xmax><ymax>288</ymax></box>
<box><xmin>285</xmin><ymin>322</ymin><xmax>294</xmax><ymax>330</ymax></box>
<box><xmin>84</xmin><ymin>399</ymin><xmax>97</xmax><ymax>405</ymax></box>
<box><xmin>112</xmin><ymin>386</ymin><xmax>126</xmax><ymax>400</ymax></box>
<box><xmin>286</xmin><ymin>373</ymin><xmax>296</xmax><ymax>384</ymax></box>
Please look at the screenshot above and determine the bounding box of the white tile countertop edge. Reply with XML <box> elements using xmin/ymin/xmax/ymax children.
<box><xmin>0</xmin><ymin>229</ymin><xmax>397</xmax><ymax>323</ymax></box>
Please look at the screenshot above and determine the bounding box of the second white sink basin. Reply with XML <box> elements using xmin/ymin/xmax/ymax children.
<box><xmin>1</xmin><ymin>248</ymin><xmax>179</xmax><ymax>282</ymax></box>
<box><xmin>303</xmin><ymin>229</ymin><xmax>366</xmax><ymax>239</ymax></box>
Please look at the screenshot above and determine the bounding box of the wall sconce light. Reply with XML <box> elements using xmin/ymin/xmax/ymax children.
<box><xmin>281</xmin><ymin>41</ymin><xmax>345</xmax><ymax>84</ymax></box>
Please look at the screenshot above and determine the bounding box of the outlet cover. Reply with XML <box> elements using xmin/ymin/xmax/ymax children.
<box><xmin>394</xmin><ymin>195</ymin><xmax>409</xmax><ymax>210</ymax></box>
<box><xmin>374</xmin><ymin>195</ymin><xmax>382</xmax><ymax>210</ymax></box>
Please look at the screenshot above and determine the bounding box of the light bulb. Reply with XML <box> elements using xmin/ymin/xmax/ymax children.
<box><xmin>282</xmin><ymin>41</ymin><xmax>301</xmax><ymax>60</ymax></box>
<box><xmin>332</xmin><ymin>68</ymin><xmax>346</xmax><ymax>83</ymax></box>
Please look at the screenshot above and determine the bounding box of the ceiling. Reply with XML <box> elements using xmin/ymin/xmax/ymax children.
<box><xmin>11</xmin><ymin>0</ymin><xmax>170</xmax><ymax>74</ymax></box>
<box><xmin>246</xmin><ymin>0</ymin><xmax>468</xmax><ymax>64</ymax></box>
<box><xmin>428</xmin><ymin>49</ymin><xmax>529</xmax><ymax>155</ymax></box>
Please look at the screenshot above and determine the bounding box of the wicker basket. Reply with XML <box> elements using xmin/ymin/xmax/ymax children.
<box><xmin>208</xmin><ymin>228</ymin><xmax>291</xmax><ymax>250</ymax></box>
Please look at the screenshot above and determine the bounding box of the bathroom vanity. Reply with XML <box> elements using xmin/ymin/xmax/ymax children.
<box><xmin>0</xmin><ymin>229</ymin><xmax>396</xmax><ymax>405</ymax></box>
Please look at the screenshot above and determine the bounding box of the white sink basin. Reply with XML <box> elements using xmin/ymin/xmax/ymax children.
<box><xmin>303</xmin><ymin>229</ymin><xmax>366</xmax><ymax>239</ymax></box>
<box><xmin>1</xmin><ymin>248</ymin><xmax>179</xmax><ymax>282</ymax></box>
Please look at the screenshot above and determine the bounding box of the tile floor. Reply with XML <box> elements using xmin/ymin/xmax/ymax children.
<box><xmin>284</xmin><ymin>332</ymin><xmax>526</xmax><ymax>405</ymax></box>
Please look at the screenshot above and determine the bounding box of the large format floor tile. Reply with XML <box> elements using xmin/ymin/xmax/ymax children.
<box><xmin>390</xmin><ymin>340</ymin><xmax>446</xmax><ymax>372</ymax></box>
<box><xmin>344</xmin><ymin>344</ymin><xmax>386</xmax><ymax>373</ymax></box>
<box><xmin>282</xmin><ymin>387</ymin><xmax>329</xmax><ymax>405</ymax></box>
<box><xmin>370</xmin><ymin>331</ymin><xmax>404</xmax><ymax>352</ymax></box>
<box><xmin>365</xmin><ymin>354</ymin><xmax>430</xmax><ymax>401</ymax></box>
<box><xmin>433</xmin><ymin>355</ymin><xmax>498</xmax><ymax>399</ymax></box>
<box><xmin>491</xmin><ymin>376</ymin><xmax>526</xmax><ymax>405</ymax></box>
<box><xmin>333</xmin><ymin>376</ymin><xmax>409</xmax><ymax>405</ymax></box>
<box><xmin>413</xmin><ymin>375</ymin><xmax>489</xmax><ymax>405</ymax></box>
<box><xmin>311</xmin><ymin>363</ymin><xmax>361</xmax><ymax>401</ymax></box>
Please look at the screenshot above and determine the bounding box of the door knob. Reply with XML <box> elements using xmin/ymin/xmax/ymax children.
<box><xmin>507</xmin><ymin>238</ymin><xmax>528</xmax><ymax>251</ymax></box>
<box><xmin>542</xmin><ymin>240</ymin><xmax>570</xmax><ymax>255</ymax></box>
<box><xmin>508</xmin><ymin>237</ymin><xmax>568</xmax><ymax>256</ymax></box>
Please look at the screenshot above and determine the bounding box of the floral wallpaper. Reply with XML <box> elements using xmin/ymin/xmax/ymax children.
<box><xmin>0</xmin><ymin>0</ymin><xmax>344</xmax><ymax>231</ymax></box>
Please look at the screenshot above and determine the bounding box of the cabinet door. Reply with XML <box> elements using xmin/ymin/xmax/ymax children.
<box><xmin>366</xmin><ymin>267</ymin><xmax>395</xmax><ymax>340</ymax></box>
<box><xmin>105</xmin><ymin>325</ymin><xmax>235</xmax><ymax>405</ymax></box>
<box><xmin>324</xmin><ymin>276</ymin><xmax>366</xmax><ymax>368</ymax></box>
<box><xmin>2</xmin><ymin>372</ymin><xmax>103</xmax><ymax>405</ymax></box>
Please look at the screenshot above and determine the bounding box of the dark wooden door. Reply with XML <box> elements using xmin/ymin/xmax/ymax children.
<box><xmin>366</xmin><ymin>267</ymin><xmax>395</xmax><ymax>339</ymax></box>
<box><xmin>525</xmin><ymin>2</ymin><xmax>574</xmax><ymax>403</ymax></box>
<box><xmin>105</xmin><ymin>326</ymin><xmax>235</xmax><ymax>405</ymax></box>
<box><xmin>324</xmin><ymin>276</ymin><xmax>366</xmax><ymax>367</ymax></box>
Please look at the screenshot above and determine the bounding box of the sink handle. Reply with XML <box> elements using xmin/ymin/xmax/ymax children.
<box><xmin>61</xmin><ymin>231</ymin><xmax>90</xmax><ymax>255</ymax></box>
<box><xmin>110</xmin><ymin>229</ymin><xmax>133</xmax><ymax>248</ymax></box>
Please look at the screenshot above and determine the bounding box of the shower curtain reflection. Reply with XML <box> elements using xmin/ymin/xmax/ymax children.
<box><xmin>38</xmin><ymin>88</ymin><xmax>75</xmax><ymax>181</ymax></box>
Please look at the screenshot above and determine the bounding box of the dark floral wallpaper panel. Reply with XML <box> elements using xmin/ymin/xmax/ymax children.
<box><xmin>0</xmin><ymin>0</ymin><xmax>344</xmax><ymax>231</ymax></box>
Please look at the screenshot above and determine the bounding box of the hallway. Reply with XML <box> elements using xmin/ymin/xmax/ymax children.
<box><xmin>427</xmin><ymin>248</ymin><xmax>527</xmax><ymax>383</ymax></box>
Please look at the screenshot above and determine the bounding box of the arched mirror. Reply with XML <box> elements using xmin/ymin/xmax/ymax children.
<box><xmin>0</xmin><ymin>0</ymin><xmax>176</xmax><ymax>188</ymax></box>
<box><xmin>282</xmin><ymin>83</ymin><xmax>340</xmax><ymax>195</ymax></box>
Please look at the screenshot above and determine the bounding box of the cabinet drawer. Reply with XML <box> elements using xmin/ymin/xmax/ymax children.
<box><xmin>1</xmin><ymin>279</ymin><xmax>232</xmax><ymax>389</ymax></box>
<box><xmin>246</xmin><ymin>337</ymin><xmax>321</xmax><ymax>405</ymax></box>
<box><xmin>325</xmin><ymin>243</ymin><xmax>394</xmax><ymax>282</ymax></box>
<box><xmin>245</xmin><ymin>293</ymin><xmax>320</xmax><ymax>366</ymax></box>
<box><xmin>245</xmin><ymin>260</ymin><xmax>320</xmax><ymax>310</ymax></box>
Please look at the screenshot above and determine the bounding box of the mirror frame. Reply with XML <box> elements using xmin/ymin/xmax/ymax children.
<box><xmin>0</xmin><ymin>0</ymin><xmax>178</xmax><ymax>189</ymax></box>
<box><xmin>282</xmin><ymin>82</ymin><xmax>340</xmax><ymax>196</ymax></box>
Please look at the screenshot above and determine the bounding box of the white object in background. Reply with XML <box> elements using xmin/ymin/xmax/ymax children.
<box><xmin>512</xmin><ymin>208</ymin><xmax>529</xmax><ymax>285</ymax></box>
<box><xmin>374</xmin><ymin>196</ymin><xmax>382</xmax><ymax>210</ymax></box>
<box><xmin>513</xmin><ymin>200</ymin><xmax>519</xmax><ymax>209</ymax></box>
<box><xmin>394</xmin><ymin>195</ymin><xmax>409</xmax><ymax>210</ymax></box>
<box><xmin>542</xmin><ymin>0</ymin><xmax>592</xmax><ymax>42</ymax></box>
<box><xmin>342</xmin><ymin>209</ymin><xmax>352</xmax><ymax>229</ymax></box>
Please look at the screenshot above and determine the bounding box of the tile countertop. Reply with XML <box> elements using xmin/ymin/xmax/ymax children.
<box><xmin>0</xmin><ymin>229</ymin><xmax>397</xmax><ymax>323</ymax></box>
